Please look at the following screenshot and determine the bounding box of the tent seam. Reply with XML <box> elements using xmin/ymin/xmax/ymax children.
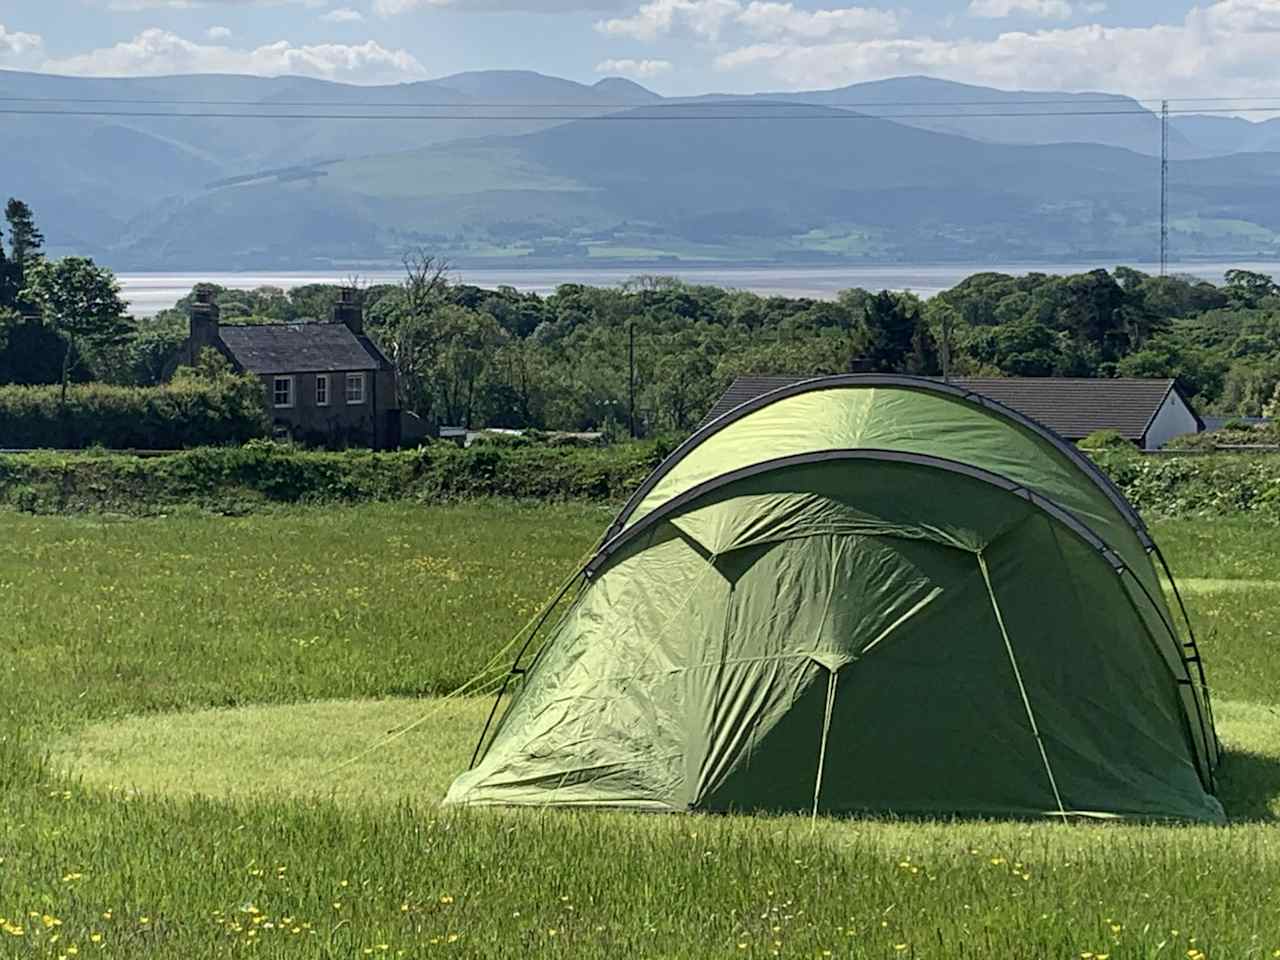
<box><xmin>810</xmin><ymin>670</ymin><xmax>838</xmax><ymax>823</ymax></box>
<box><xmin>977</xmin><ymin>550</ymin><xmax>1068</xmax><ymax>821</ymax></box>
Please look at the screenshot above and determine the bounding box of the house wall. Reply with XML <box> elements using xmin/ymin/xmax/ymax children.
<box><xmin>263</xmin><ymin>369</ymin><xmax>399</xmax><ymax>449</ymax></box>
<box><xmin>1144</xmin><ymin>391</ymin><xmax>1201</xmax><ymax>450</ymax></box>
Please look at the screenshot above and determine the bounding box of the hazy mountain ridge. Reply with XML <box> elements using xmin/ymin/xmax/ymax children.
<box><xmin>1</xmin><ymin>68</ymin><xmax>1277</xmax><ymax>269</ymax></box>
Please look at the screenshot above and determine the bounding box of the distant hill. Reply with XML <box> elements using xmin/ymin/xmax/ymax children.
<box><xmin>1172</xmin><ymin>114</ymin><xmax>1280</xmax><ymax>157</ymax></box>
<box><xmin>1</xmin><ymin>68</ymin><xmax>1278</xmax><ymax>269</ymax></box>
<box><xmin>691</xmin><ymin>76</ymin><xmax>1192</xmax><ymax>159</ymax></box>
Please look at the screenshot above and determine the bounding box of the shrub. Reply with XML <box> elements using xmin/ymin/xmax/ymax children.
<box><xmin>1078</xmin><ymin>429</ymin><xmax>1135</xmax><ymax>452</ymax></box>
<box><xmin>0</xmin><ymin>441</ymin><xmax>666</xmax><ymax>514</ymax></box>
<box><xmin>1</xmin><ymin>440</ymin><xmax>1278</xmax><ymax>519</ymax></box>
<box><xmin>0</xmin><ymin>374</ymin><xmax>268</xmax><ymax>450</ymax></box>
<box><xmin>1089</xmin><ymin>448</ymin><xmax>1280</xmax><ymax>516</ymax></box>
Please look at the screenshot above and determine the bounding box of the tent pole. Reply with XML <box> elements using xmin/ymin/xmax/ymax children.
<box><xmin>1118</xmin><ymin>564</ymin><xmax>1218</xmax><ymax>791</ymax></box>
<box><xmin>1151</xmin><ymin>544</ymin><xmax>1218</xmax><ymax>752</ymax></box>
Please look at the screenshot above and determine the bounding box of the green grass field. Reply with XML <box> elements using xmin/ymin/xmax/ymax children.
<box><xmin>2</xmin><ymin>504</ymin><xmax>1279</xmax><ymax>958</ymax></box>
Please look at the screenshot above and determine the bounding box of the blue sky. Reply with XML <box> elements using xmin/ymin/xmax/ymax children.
<box><xmin>1</xmin><ymin>0</ymin><xmax>1278</xmax><ymax>98</ymax></box>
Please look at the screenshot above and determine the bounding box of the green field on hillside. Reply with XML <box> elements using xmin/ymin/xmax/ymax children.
<box><xmin>1</xmin><ymin>504</ymin><xmax>1279</xmax><ymax>957</ymax></box>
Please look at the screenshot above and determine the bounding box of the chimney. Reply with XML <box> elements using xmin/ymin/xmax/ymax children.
<box><xmin>335</xmin><ymin>286</ymin><xmax>363</xmax><ymax>335</ymax></box>
<box><xmin>188</xmin><ymin>286</ymin><xmax>221</xmax><ymax>364</ymax></box>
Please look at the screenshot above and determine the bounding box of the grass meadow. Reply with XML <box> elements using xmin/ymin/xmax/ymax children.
<box><xmin>1</xmin><ymin>503</ymin><xmax>1279</xmax><ymax>958</ymax></box>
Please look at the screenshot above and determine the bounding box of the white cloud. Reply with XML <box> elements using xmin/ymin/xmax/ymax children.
<box><xmin>105</xmin><ymin>0</ymin><xmax>326</xmax><ymax>9</ymax></box>
<box><xmin>0</xmin><ymin>23</ymin><xmax>44</xmax><ymax>57</ymax></box>
<box><xmin>968</xmin><ymin>0</ymin><xmax>1073</xmax><ymax>20</ymax></box>
<box><xmin>41</xmin><ymin>29</ymin><xmax>427</xmax><ymax>84</ymax></box>
<box><xmin>372</xmin><ymin>0</ymin><xmax>447</xmax><ymax>13</ymax></box>
<box><xmin>375</xmin><ymin>0</ymin><xmax>627</xmax><ymax>13</ymax></box>
<box><xmin>1080</xmin><ymin>1</ymin><xmax>1106</xmax><ymax>11</ymax></box>
<box><xmin>206</xmin><ymin>25</ymin><xmax>233</xmax><ymax>39</ymax></box>
<box><xmin>321</xmin><ymin>6</ymin><xmax>365</xmax><ymax>19</ymax></box>
<box><xmin>597</xmin><ymin>0</ymin><xmax>894</xmax><ymax>41</ymax></box>
<box><xmin>597</xmin><ymin>0</ymin><xmax>736</xmax><ymax>39</ymax></box>
<box><xmin>594</xmin><ymin>57</ymin><xmax>672</xmax><ymax>76</ymax></box>
<box><xmin>737</xmin><ymin>2</ymin><xmax>898</xmax><ymax>39</ymax></box>
<box><xmin>1205</xmin><ymin>0</ymin><xmax>1280</xmax><ymax>30</ymax></box>
<box><xmin>711</xmin><ymin>0</ymin><xmax>1280</xmax><ymax>99</ymax></box>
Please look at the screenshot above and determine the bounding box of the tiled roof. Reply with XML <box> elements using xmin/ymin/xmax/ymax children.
<box><xmin>217</xmin><ymin>323</ymin><xmax>389</xmax><ymax>374</ymax></box>
<box><xmin>700</xmin><ymin>376</ymin><xmax>807</xmax><ymax>427</ymax></box>
<box><xmin>699</xmin><ymin>375</ymin><xmax>1197</xmax><ymax>442</ymax></box>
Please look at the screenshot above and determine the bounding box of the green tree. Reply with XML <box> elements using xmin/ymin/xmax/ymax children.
<box><xmin>861</xmin><ymin>292</ymin><xmax>938</xmax><ymax>374</ymax></box>
<box><xmin>1264</xmin><ymin>382</ymin><xmax>1280</xmax><ymax>420</ymax></box>
<box><xmin>428</xmin><ymin>305</ymin><xmax>508</xmax><ymax>427</ymax></box>
<box><xmin>1216</xmin><ymin>361</ymin><xmax>1280</xmax><ymax>417</ymax></box>
<box><xmin>1224</xmin><ymin>269</ymin><xmax>1280</xmax><ymax>309</ymax></box>
<box><xmin>1115</xmin><ymin>336</ymin><xmax>1227</xmax><ymax>404</ymax></box>
<box><xmin>967</xmin><ymin>317</ymin><xmax>1059</xmax><ymax>376</ymax></box>
<box><xmin>483</xmin><ymin>338</ymin><xmax>551</xmax><ymax>428</ymax></box>
<box><xmin>4</xmin><ymin>199</ymin><xmax>44</xmax><ymax>310</ymax></box>
<box><xmin>373</xmin><ymin>252</ymin><xmax>452</xmax><ymax>415</ymax></box>
<box><xmin>22</xmin><ymin>257</ymin><xmax>132</xmax><ymax>404</ymax></box>
<box><xmin>0</xmin><ymin>223</ymin><xmax>9</xmax><ymax>310</ymax></box>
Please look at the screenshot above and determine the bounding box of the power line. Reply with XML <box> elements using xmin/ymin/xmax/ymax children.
<box><xmin>0</xmin><ymin>95</ymin><xmax>1174</xmax><ymax>108</ymax></box>
<box><xmin>4</xmin><ymin>106</ymin><xmax>1280</xmax><ymax>121</ymax></box>
<box><xmin>2</xmin><ymin>94</ymin><xmax>1280</xmax><ymax>109</ymax></box>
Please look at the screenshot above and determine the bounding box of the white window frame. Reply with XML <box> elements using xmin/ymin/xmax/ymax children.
<box><xmin>316</xmin><ymin>374</ymin><xmax>330</xmax><ymax>407</ymax></box>
<box><xmin>272</xmin><ymin>375</ymin><xmax>294</xmax><ymax>409</ymax></box>
<box><xmin>345</xmin><ymin>372</ymin><xmax>366</xmax><ymax>405</ymax></box>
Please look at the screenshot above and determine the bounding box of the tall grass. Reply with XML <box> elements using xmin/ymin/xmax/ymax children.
<box><xmin>0</xmin><ymin>502</ymin><xmax>609</xmax><ymax>732</ymax></box>
<box><xmin>0</xmin><ymin>505</ymin><xmax>1277</xmax><ymax>957</ymax></box>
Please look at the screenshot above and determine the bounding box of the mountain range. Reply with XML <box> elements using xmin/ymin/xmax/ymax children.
<box><xmin>1</xmin><ymin>68</ymin><xmax>1278</xmax><ymax>270</ymax></box>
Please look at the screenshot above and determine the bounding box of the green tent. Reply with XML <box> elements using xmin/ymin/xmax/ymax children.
<box><xmin>447</xmin><ymin>376</ymin><xmax>1223</xmax><ymax>822</ymax></box>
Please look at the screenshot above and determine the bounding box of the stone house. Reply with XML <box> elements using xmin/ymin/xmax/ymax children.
<box><xmin>171</xmin><ymin>287</ymin><xmax>401</xmax><ymax>449</ymax></box>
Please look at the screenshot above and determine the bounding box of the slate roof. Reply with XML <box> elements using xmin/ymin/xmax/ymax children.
<box><xmin>949</xmin><ymin>378</ymin><xmax>1198</xmax><ymax>442</ymax></box>
<box><xmin>217</xmin><ymin>323</ymin><xmax>390</xmax><ymax>375</ymax></box>
<box><xmin>699</xmin><ymin>375</ymin><xmax>1200</xmax><ymax>443</ymax></box>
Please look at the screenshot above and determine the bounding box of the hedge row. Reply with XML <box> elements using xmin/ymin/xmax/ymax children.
<box><xmin>0</xmin><ymin>441</ymin><xmax>1277</xmax><ymax>517</ymax></box>
<box><xmin>0</xmin><ymin>441</ymin><xmax>667</xmax><ymax>514</ymax></box>
<box><xmin>0</xmin><ymin>377</ymin><xmax>267</xmax><ymax>450</ymax></box>
<box><xmin>1092</xmin><ymin>448</ymin><xmax>1280</xmax><ymax>517</ymax></box>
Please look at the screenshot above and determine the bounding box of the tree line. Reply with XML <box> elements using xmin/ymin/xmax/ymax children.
<box><xmin>0</xmin><ymin>199</ymin><xmax>130</xmax><ymax>402</ymax></box>
<box><xmin>2</xmin><ymin>199</ymin><xmax>1279</xmax><ymax>436</ymax></box>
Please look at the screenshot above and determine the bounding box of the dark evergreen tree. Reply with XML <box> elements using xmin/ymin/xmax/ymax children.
<box><xmin>4</xmin><ymin>199</ymin><xmax>44</xmax><ymax>313</ymax></box>
<box><xmin>5</xmin><ymin>199</ymin><xmax>43</xmax><ymax>266</ymax></box>
<box><xmin>0</xmin><ymin>220</ymin><xmax>10</xmax><ymax>310</ymax></box>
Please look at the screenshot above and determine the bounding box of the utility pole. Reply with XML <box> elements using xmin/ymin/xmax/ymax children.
<box><xmin>628</xmin><ymin>316</ymin><xmax>636</xmax><ymax>439</ymax></box>
<box><xmin>940</xmin><ymin>309</ymin><xmax>952</xmax><ymax>384</ymax></box>
<box><xmin>1161</xmin><ymin>99</ymin><xmax>1169</xmax><ymax>277</ymax></box>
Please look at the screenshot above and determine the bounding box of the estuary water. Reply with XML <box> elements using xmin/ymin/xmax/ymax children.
<box><xmin>116</xmin><ymin>261</ymin><xmax>1279</xmax><ymax>317</ymax></box>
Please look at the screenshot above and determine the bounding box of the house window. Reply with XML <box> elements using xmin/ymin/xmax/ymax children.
<box><xmin>273</xmin><ymin>376</ymin><xmax>294</xmax><ymax>408</ymax></box>
<box><xmin>345</xmin><ymin>372</ymin><xmax>366</xmax><ymax>405</ymax></box>
<box><xmin>316</xmin><ymin>374</ymin><xmax>329</xmax><ymax>406</ymax></box>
